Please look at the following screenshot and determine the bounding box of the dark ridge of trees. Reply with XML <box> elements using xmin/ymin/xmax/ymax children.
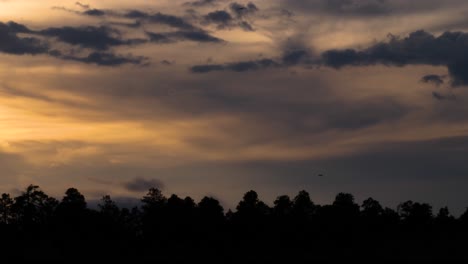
<box><xmin>0</xmin><ymin>185</ymin><xmax>467</xmax><ymax>261</ymax></box>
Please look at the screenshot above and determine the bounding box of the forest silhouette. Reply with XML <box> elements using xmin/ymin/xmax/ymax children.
<box><xmin>1</xmin><ymin>185</ymin><xmax>468</xmax><ymax>262</ymax></box>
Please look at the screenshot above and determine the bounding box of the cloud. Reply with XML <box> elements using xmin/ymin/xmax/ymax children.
<box><xmin>57</xmin><ymin>51</ymin><xmax>148</xmax><ymax>66</ymax></box>
<box><xmin>279</xmin><ymin>0</ymin><xmax>389</xmax><ymax>16</ymax></box>
<box><xmin>125</xmin><ymin>11</ymin><xmax>197</xmax><ymax>31</ymax></box>
<box><xmin>0</xmin><ymin>83</ymin><xmax>94</xmax><ymax>108</ymax></box>
<box><xmin>54</xmin><ymin>7</ymin><xmax>200</xmax><ymax>32</ymax></box>
<box><xmin>238</xmin><ymin>21</ymin><xmax>254</xmax><ymax>31</ymax></box>
<box><xmin>75</xmin><ymin>2</ymin><xmax>90</xmax><ymax>9</ymax></box>
<box><xmin>39</xmin><ymin>26</ymin><xmax>127</xmax><ymax>50</ymax></box>
<box><xmin>229</xmin><ymin>2</ymin><xmax>258</xmax><ymax>18</ymax></box>
<box><xmin>323</xmin><ymin>99</ymin><xmax>410</xmax><ymax>129</ymax></box>
<box><xmin>184</xmin><ymin>0</ymin><xmax>220</xmax><ymax>7</ymax></box>
<box><xmin>0</xmin><ymin>22</ymin><xmax>49</xmax><ymax>55</ymax></box>
<box><xmin>191</xmin><ymin>58</ymin><xmax>279</xmax><ymax>73</ymax></box>
<box><xmin>0</xmin><ymin>21</ymin><xmax>147</xmax><ymax>66</ymax></box>
<box><xmin>421</xmin><ymin>74</ymin><xmax>445</xmax><ymax>86</ymax></box>
<box><xmin>52</xmin><ymin>5</ymin><xmax>106</xmax><ymax>17</ymax></box>
<box><xmin>200</xmin><ymin>3</ymin><xmax>259</xmax><ymax>32</ymax></box>
<box><xmin>321</xmin><ymin>30</ymin><xmax>468</xmax><ymax>86</ymax></box>
<box><xmin>432</xmin><ymin>92</ymin><xmax>456</xmax><ymax>101</ymax></box>
<box><xmin>83</xmin><ymin>9</ymin><xmax>106</xmax><ymax>17</ymax></box>
<box><xmin>4</xmin><ymin>21</ymin><xmax>31</xmax><ymax>34</ymax></box>
<box><xmin>124</xmin><ymin>177</ymin><xmax>165</xmax><ymax>192</ymax></box>
<box><xmin>202</xmin><ymin>9</ymin><xmax>255</xmax><ymax>31</ymax></box>
<box><xmin>281</xmin><ymin>0</ymin><xmax>464</xmax><ymax>17</ymax></box>
<box><xmin>147</xmin><ymin>30</ymin><xmax>223</xmax><ymax>43</ymax></box>
<box><xmin>2</xmin><ymin>16</ymin><xmax>224</xmax><ymax>66</ymax></box>
<box><xmin>322</xmin><ymin>0</ymin><xmax>390</xmax><ymax>16</ymax></box>
<box><xmin>168</xmin><ymin>30</ymin><xmax>222</xmax><ymax>43</ymax></box>
<box><xmin>190</xmin><ymin>49</ymin><xmax>312</xmax><ymax>73</ymax></box>
<box><xmin>204</xmin><ymin>10</ymin><xmax>234</xmax><ymax>29</ymax></box>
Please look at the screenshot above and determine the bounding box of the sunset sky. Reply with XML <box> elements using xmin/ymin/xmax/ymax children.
<box><xmin>1</xmin><ymin>0</ymin><xmax>468</xmax><ymax>213</ymax></box>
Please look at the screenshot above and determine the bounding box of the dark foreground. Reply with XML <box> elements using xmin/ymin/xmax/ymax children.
<box><xmin>1</xmin><ymin>185</ymin><xmax>467</xmax><ymax>262</ymax></box>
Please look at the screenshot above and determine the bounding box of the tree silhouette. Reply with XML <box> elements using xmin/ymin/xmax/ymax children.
<box><xmin>436</xmin><ymin>207</ymin><xmax>454</xmax><ymax>223</ymax></box>
<box><xmin>165</xmin><ymin>194</ymin><xmax>196</xmax><ymax>240</ymax></box>
<box><xmin>332</xmin><ymin>192</ymin><xmax>360</xmax><ymax>221</ymax></box>
<box><xmin>198</xmin><ymin>196</ymin><xmax>224</xmax><ymax>222</ymax></box>
<box><xmin>0</xmin><ymin>193</ymin><xmax>14</xmax><ymax>224</ymax></box>
<box><xmin>13</xmin><ymin>185</ymin><xmax>57</xmax><ymax>228</ymax></box>
<box><xmin>141</xmin><ymin>187</ymin><xmax>166</xmax><ymax>211</ymax></box>
<box><xmin>333</xmin><ymin>193</ymin><xmax>358</xmax><ymax>209</ymax></box>
<box><xmin>398</xmin><ymin>200</ymin><xmax>433</xmax><ymax>226</ymax></box>
<box><xmin>361</xmin><ymin>197</ymin><xmax>384</xmax><ymax>218</ymax></box>
<box><xmin>141</xmin><ymin>187</ymin><xmax>167</xmax><ymax>240</ymax></box>
<box><xmin>0</xmin><ymin>184</ymin><xmax>467</xmax><ymax>261</ymax></box>
<box><xmin>292</xmin><ymin>190</ymin><xmax>315</xmax><ymax>219</ymax></box>
<box><xmin>273</xmin><ymin>195</ymin><xmax>293</xmax><ymax>218</ymax></box>
<box><xmin>235</xmin><ymin>190</ymin><xmax>270</xmax><ymax>221</ymax></box>
<box><xmin>60</xmin><ymin>188</ymin><xmax>87</xmax><ymax>211</ymax></box>
<box><xmin>98</xmin><ymin>195</ymin><xmax>120</xmax><ymax>218</ymax></box>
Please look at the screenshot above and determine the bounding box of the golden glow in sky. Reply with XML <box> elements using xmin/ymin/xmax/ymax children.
<box><xmin>1</xmin><ymin>0</ymin><xmax>468</xmax><ymax>211</ymax></box>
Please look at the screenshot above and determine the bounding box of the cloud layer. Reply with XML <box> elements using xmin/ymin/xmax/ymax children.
<box><xmin>1</xmin><ymin>0</ymin><xmax>468</xmax><ymax>213</ymax></box>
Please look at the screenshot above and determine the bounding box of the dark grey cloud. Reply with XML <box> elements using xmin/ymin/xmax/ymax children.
<box><xmin>123</xmin><ymin>10</ymin><xmax>148</xmax><ymax>19</ymax></box>
<box><xmin>58</xmin><ymin>51</ymin><xmax>148</xmax><ymax>66</ymax></box>
<box><xmin>4</xmin><ymin>21</ymin><xmax>31</xmax><ymax>34</ymax></box>
<box><xmin>0</xmin><ymin>21</ymin><xmax>145</xmax><ymax>66</ymax></box>
<box><xmin>238</xmin><ymin>21</ymin><xmax>254</xmax><ymax>31</ymax></box>
<box><xmin>147</xmin><ymin>30</ymin><xmax>223</xmax><ymax>43</ymax></box>
<box><xmin>1</xmin><ymin>18</ymin><xmax>221</xmax><ymax>66</ymax></box>
<box><xmin>184</xmin><ymin>0</ymin><xmax>220</xmax><ymax>7</ymax></box>
<box><xmin>52</xmin><ymin>5</ymin><xmax>106</xmax><ymax>17</ymax></box>
<box><xmin>125</xmin><ymin>11</ymin><xmax>197</xmax><ymax>30</ymax></box>
<box><xmin>55</xmin><ymin>7</ymin><xmax>199</xmax><ymax>31</ymax></box>
<box><xmin>279</xmin><ymin>0</ymin><xmax>389</xmax><ymax>17</ymax></box>
<box><xmin>109</xmin><ymin>20</ymin><xmax>142</xmax><ymax>29</ymax></box>
<box><xmin>321</xmin><ymin>30</ymin><xmax>468</xmax><ymax>86</ymax></box>
<box><xmin>229</xmin><ymin>2</ymin><xmax>258</xmax><ymax>18</ymax></box>
<box><xmin>190</xmin><ymin>64</ymin><xmax>225</xmax><ymax>73</ymax></box>
<box><xmin>167</xmin><ymin>73</ymin><xmax>410</xmax><ymax>137</ymax></box>
<box><xmin>171</xmin><ymin>30</ymin><xmax>223</xmax><ymax>42</ymax></box>
<box><xmin>147</xmin><ymin>13</ymin><xmax>195</xmax><ymax>30</ymax></box>
<box><xmin>321</xmin><ymin>100</ymin><xmax>409</xmax><ymax>130</ymax></box>
<box><xmin>83</xmin><ymin>9</ymin><xmax>106</xmax><ymax>17</ymax></box>
<box><xmin>75</xmin><ymin>2</ymin><xmax>90</xmax><ymax>9</ymax></box>
<box><xmin>146</xmin><ymin>32</ymin><xmax>172</xmax><ymax>44</ymax></box>
<box><xmin>39</xmin><ymin>26</ymin><xmax>126</xmax><ymax>50</ymax></box>
<box><xmin>0</xmin><ymin>21</ymin><xmax>49</xmax><ymax>55</ymax></box>
<box><xmin>282</xmin><ymin>0</ymin><xmax>463</xmax><ymax>17</ymax></box>
<box><xmin>204</xmin><ymin>10</ymin><xmax>234</xmax><ymax>29</ymax></box>
<box><xmin>323</xmin><ymin>0</ymin><xmax>389</xmax><ymax>15</ymax></box>
<box><xmin>124</xmin><ymin>177</ymin><xmax>165</xmax><ymax>192</ymax></box>
<box><xmin>319</xmin><ymin>135</ymin><xmax>468</xmax><ymax>181</ymax></box>
<box><xmin>0</xmin><ymin>83</ymin><xmax>94</xmax><ymax>108</ymax></box>
<box><xmin>191</xmin><ymin>49</ymin><xmax>312</xmax><ymax>73</ymax></box>
<box><xmin>432</xmin><ymin>92</ymin><xmax>456</xmax><ymax>101</ymax></box>
<box><xmin>202</xmin><ymin>9</ymin><xmax>255</xmax><ymax>31</ymax></box>
<box><xmin>421</xmin><ymin>74</ymin><xmax>445</xmax><ymax>86</ymax></box>
<box><xmin>200</xmin><ymin>3</ymin><xmax>259</xmax><ymax>31</ymax></box>
<box><xmin>191</xmin><ymin>58</ymin><xmax>279</xmax><ymax>73</ymax></box>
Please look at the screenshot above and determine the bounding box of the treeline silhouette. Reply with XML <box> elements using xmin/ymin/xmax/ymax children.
<box><xmin>1</xmin><ymin>185</ymin><xmax>468</xmax><ymax>262</ymax></box>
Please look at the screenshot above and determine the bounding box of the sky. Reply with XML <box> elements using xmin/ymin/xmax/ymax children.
<box><xmin>1</xmin><ymin>0</ymin><xmax>468</xmax><ymax>213</ymax></box>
